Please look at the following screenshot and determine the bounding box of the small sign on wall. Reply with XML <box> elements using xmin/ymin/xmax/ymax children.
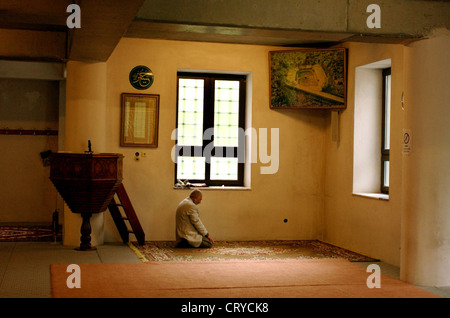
<box><xmin>402</xmin><ymin>129</ymin><xmax>412</xmax><ymax>155</ymax></box>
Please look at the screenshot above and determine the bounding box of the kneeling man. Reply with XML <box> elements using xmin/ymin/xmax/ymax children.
<box><xmin>175</xmin><ymin>189</ymin><xmax>214</xmax><ymax>248</ymax></box>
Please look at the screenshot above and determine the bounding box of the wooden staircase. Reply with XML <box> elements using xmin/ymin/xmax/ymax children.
<box><xmin>108</xmin><ymin>183</ymin><xmax>145</xmax><ymax>245</ymax></box>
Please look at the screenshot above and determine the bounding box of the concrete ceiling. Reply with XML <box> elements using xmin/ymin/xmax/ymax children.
<box><xmin>0</xmin><ymin>0</ymin><xmax>448</xmax><ymax>62</ymax></box>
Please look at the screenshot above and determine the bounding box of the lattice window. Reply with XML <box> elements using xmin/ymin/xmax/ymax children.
<box><xmin>175</xmin><ymin>73</ymin><xmax>246</xmax><ymax>186</ymax></box>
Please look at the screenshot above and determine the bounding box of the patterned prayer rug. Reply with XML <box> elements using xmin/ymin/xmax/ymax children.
<box><xmin>129</xmin><ymin>240</ymin><xmax>378</xmax><ymax>262</ymax></box>
<box><xmin>0</xmin><ymin>224</ymin><xmax>62</xmax><ymax>242</ymax></box>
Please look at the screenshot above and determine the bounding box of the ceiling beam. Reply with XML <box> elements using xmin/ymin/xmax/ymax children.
<box><xmin>0</xmin><ymin>0</ymin><xmax>448</xmax><ymax>62</ymax></box>
<box><xmin>67</xmin><ymin>0</ymin><xmax>146</xmax><ymax>62</ymax></box>
<box><xmin>127</xmin><ymin>0</ymin><xmax>450</xmax><ymax>46</ymax></box>
<box><xmin>0</xmin><ymin>28</ymin><xmax>66</xmax><ymax>62</ymax></box>
<box><xmin>126</xmin><ymin>20</ymin><xmax>352</xmax><ymax>46</ymax></box>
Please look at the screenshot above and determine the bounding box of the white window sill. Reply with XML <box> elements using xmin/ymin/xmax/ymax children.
<box><xmin>173</xmin><ymin>186</ymin><xmax>251</xmax><ymax>191</ymax></box>
<box><xmin>353</xmin><ymin>192</ymin><xmax>389</xmax><ymax>201</ymax></box>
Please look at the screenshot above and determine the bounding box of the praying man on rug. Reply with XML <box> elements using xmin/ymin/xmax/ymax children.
<box><xmin>175</xmin><ymin>189</ymin><xmax>214</xmax><ymax>248</ymax></box>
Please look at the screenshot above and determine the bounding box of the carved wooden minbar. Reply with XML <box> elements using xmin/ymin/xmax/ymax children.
<box><xmin>49</xmin><ymin>152</ymin><xmax>123</xmax><ymax>251</ymax></box>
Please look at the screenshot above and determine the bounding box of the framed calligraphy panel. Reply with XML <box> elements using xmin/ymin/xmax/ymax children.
<box><xmin>120</xmin><ymin>93</ymin><xmax>160</xmax><ymax>147</ymax></box>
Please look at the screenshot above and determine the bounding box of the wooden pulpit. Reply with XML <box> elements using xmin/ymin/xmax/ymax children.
<box><xmin>49</xmin><ymin>152</ymin><xmax>123</xmax><ymax>251</ymax></box>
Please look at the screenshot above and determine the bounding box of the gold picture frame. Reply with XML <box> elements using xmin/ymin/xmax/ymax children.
<box><xmin>120</xmin><ymin>93</ymin><xmax>160</xmax><ymax>147</ymax></box>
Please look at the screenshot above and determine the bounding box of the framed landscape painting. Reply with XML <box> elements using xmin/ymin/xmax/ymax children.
<box><xmin>269</xmin><ymin>48</ymin><xmax>347</xmax><ymax>109</ymax></box>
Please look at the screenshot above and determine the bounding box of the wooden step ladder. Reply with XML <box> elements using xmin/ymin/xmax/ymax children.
<box><xmin>108</xmin><ymin>183</ymin><xmax>145</xmax><ymax>245</ymax></box>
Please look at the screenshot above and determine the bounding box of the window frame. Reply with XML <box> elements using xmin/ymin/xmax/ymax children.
<box><xmin>380</xmin><ymin>68</ymin><xmax>391</xmax><ymax>194</ymax></box>
<box><xmin>174</xmin><ymin>72</ymin><xmax>246</xmax><ymax>187</ymax></box>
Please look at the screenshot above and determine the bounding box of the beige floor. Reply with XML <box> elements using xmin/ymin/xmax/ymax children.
<box><xmin>0</xmin><ymin>241</ymin><xmax>449</xmax><ymax>298</ymax></box>
<box><xmin>0</xmin><ymin>241</ymin><xmax>140</xmax><ymax>298</ymax></box>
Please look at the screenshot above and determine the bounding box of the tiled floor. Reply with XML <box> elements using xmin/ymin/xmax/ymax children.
<box><xmin>0</xmin><ymin>241</ymin><xmax>449</xmax><ymax>298</ymax></box>
<box><xmin>0</xmin><ymin>241</ymin><xmax>140</xmax><ymax>298</ymax></box>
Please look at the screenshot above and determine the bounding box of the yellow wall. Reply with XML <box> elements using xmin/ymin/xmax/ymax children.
<box><xmin>102</xmin><ymin>38</ymin><xmax>328</xmax><ymax>242</ymax></box>
<box><xmin>401</xmin><ymin>32</ymin><xmax>450</xmax><ymax>286</ymax></box>
<box><xmin>323</xmin><ymin>42</ymin><xmax>405</xmax><ymax>266</ymax></box>
<box><xmin>0</xmin><ymin>78</ymin><xmax>60</xmax><ymax>223</ymax></box>
<box><xmin>63</xmin><ymin>62</ymin><xmax>108</xmax><ymax>247</ymax></box>
<box><xmin>64</xmin><ymin>38</ymin><xmax>441</xmax><ymax>271</ymax></box>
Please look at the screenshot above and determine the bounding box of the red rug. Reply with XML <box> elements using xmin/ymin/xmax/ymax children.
<box><xmin>0</xmin><ymin>224</ymin><xmax>62</xmax><ymax>242</ymax></box>
<box><xmin>50</xmin><ymin>258</ymin><xmax>440</xmax><ymax>298</ymax></box>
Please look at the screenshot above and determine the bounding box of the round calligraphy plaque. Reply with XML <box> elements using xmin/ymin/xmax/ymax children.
<box><xmin>129</xmin><ymin>65</ymin><xmax>154</xmax><ymax>90</ymax></box>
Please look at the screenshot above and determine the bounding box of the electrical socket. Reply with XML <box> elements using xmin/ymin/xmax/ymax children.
<box><xmin>134</xmin><ymin>152</ymin><xmax>147</xmax><ymax>160</ymax></box>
